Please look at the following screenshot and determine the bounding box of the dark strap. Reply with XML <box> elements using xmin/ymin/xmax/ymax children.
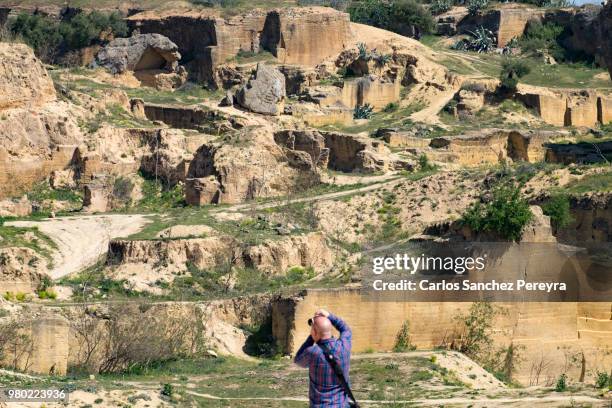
<box><xmin>321</xmin><ymin>343</ymin><xmax>359</xmax><ymax>408</ymax></box>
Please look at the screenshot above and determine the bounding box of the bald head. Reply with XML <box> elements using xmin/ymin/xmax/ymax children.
<box><xmin>311</xmin><ymin>315</ymin><xmax>333</xmax><ymax>341</ymax></box>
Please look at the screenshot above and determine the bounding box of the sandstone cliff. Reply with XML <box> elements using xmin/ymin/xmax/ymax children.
<box><xmin>0</xmin><ymin>43</ymin><xmax>56</xmax><ymax>111</ymax></box>
<box><xmin>127</xmin><ymin>7</ymin><xmax>350</xmax><ymax>86</ymax></box>
<box><xmin>106</xmin><ymin>231</ymin><xmax>334</xmax><ymax>293</ymax></box>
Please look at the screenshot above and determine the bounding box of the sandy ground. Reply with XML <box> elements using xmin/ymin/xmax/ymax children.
<box><xmin>6</xmin><ymin>214</ymin><xmax>151</xmax><ymax>279</ymax></box>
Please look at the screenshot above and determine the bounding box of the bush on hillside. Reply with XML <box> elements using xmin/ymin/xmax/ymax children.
<box><xmin>499</xmin><ymin>58</ymin><xmax>531</xmax><ymax>93</ymax></box>
<box><xmin>430</xmin><ymin>0</ymin><xmax>452</xmax><ymax>15</ymax></box>
<box><xmin>348</xmin><ymin>0</ymin><xmax>435</xmax><ymax>37</ymax></box>
<box><xmin>542</xmin><ymin>194</ymin><xmax>573</xmax><ymax>230</ymax></box>
<box><xmin>9</xmin><ymin>11</ymin><xmax>127</xmax><ymax>63</ymax></box>
<box><xmin>466</xmin><ymin>0</ymin><xmax>488</xmax><ymax>14</ymax></box>
<box><xmin>518</xmin><ymin>20</ymin><xmax>565</xmax><ymax>59</ymax></box>
<box><xmin>461</xmin><ymin>180</ymin><xmax>533</xmax><ymax>241</ymax></box>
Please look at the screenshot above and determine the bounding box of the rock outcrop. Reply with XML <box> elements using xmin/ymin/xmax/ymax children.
<box><xmin>274</xmin><ymin>129</ymin><xmax>412</xmax><ymax>173</ymax></box>
<box><xmin>545</xmin><ymin>140</ymin><xmax>612</xmax><ymax>165</ymax></box>
<box><xmin>457</xmin><ymin>5</ymin><xmax>545</xmax><ymax>47</ymax></box>
<box><xmin>0</xmin><ymin>43</ymin><xmax>56</xmax><ymax>110</ymax></box>
<box><xmin>186</xmin><ymin>127</ymin><xmax>320</xmax><ymax>205</ymax></box>
<box><xmin>556</xmin><ymin>193</ymin><xmax>612</xmax><ymax>242</ymax></box>
<box><xmin>304</xmin><ymin>76</ymin><xmax>400</xmax><ymax>111</ymax></box>
<box><xmin>107</xmin><ymin>231</ymin><xmax>334</xmax><ymax>291</ymax></box>
<box><xmin>397</xmin><ymin>128</ymin><xmax>557</xmax><ymax>166</ymax></box>
<box><xmin>236</xmin><ymin>63</ymin><xmax>286</xmax><ymax>115</ymax></box>
<box><xmin>518</xmin><ymin>88</ymin><xmax>612</xmax><ymax>127</ymax></box>
<box><xmin>96</xmin><ymin>33</ymin><xmax>187</xmax><ymax>90</ymax></box>
<box><xmin>0</xmin><ymin>196</ymin><xmax>32</xmax><ymax>217</ymax></box>
<box><xmin>127</xmin><ymin>7</ymin><xmax>350</xmax><ymax>86</ymax></box>
<box><xmin>96</xmin><ymin>33</ymin><xmax>181</xmax><ymax>74</ymax></box>
<box><xmin>0</xmin><ymin>247</ymin><xmax>49</xmax><ymax>294</ymax></box>
<box><xmin>0</xmin><ymin>43</ymin><xmax>86</xmax><ymax>199</ymax></box>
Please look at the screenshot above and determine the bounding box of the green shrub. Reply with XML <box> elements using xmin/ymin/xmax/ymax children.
<box><xmin>285</xmin><ymin>266</ymin><xmax>315</xmax><ymax>284</ymax></box>
<box><xmin>9</xmin><ymin>11</ymin><xmax>127</xmax><ymax>63</ymax></box>
<box><xmin>348</xmin><ymin>0</ymin><xmax>435</xmax><ymax>37</ymax></box>
<box><xmin>467</xmin><ymin>0</ymin><xmax>488</xmax><ymax>15</ymax></box>
<box><xmin>161</xmin><ymin>383</ymin><xmax>174</xmax><ymax>397</ymax></box>
<box><xmin>499</xmin><ymin>58</ymin><xmax>531</xmax><ymax>93</ymax></box>
<box><xmin>430</xmin><ymin>0</ymin><xmax>452</xmax><ymax>15</ymax></box>
<box><xmin>383</xmin><ymin>102</ymin><xmax>399</xmax><ymax>112</ymax></box>
<box><xmin>393</xmin><ymin>320</ymin><xmax>416</xmax><ymax>352</ymax></box>
<box><xmin>542</xmin><ymin>195</ymin><xmax>573</xmax><ymax>230</ymax></box>
<box><xmin>518</xmin><ymin>20</ymin><xmax>565</xmax><ymax>59</ymax></box>
<box><xmin>462</xmin><ymin>181</ymin><xmax>533</xmax><ymax>242</ymax></box>
<box><xmin>555</xmin><ymin>373</ymin><xmax>567</xmax><ymax>392</ymax></box>
<box><xmin>418</xmin><ymin>154</ymin><xmax>435</xmax><ymax>172</ymax></box>
<box><xmin>15</xmin><ymin>292</ymin><xmax>27</xmax><ymax>302</ymax></box>
<box><xmin>37</xmin><ymin>290</ymin><xmax>57</xmax><ymax>300</ymax></box>
<box><xmin>595</xmin><ymin>371</ymin><xmax>611</xmax><ymax>389</ymax></box>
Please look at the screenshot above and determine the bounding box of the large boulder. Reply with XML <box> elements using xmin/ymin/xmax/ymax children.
<box><xmin>236</xmin><ymin>63</ymin><xmax>286</xmax><ymax>115</ymax></box>
<box><xmin>95</xmin><ymin>33</ymin><xmax>181</xmax><ymax>74</ymax></box>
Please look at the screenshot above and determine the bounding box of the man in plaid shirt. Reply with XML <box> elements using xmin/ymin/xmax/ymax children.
<box><xmin>294</xmin><ymin>309</ymin><xmax>353</xmax><ymax>407</ymax></box>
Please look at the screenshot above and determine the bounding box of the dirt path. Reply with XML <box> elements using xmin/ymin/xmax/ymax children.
<box><xmin>185</xmin><ymin>391</ymin><xmax>605</xmax><ymax>406</ymax></box>
<box><xmin>6</xmin><ymin>214</ymin><xmax>151</xmax><ymax>279</ymax></box>
<box><xmin>212</xmin><ymin>175</ymin><xmax>403</xmax><ymax>214</ymax></box>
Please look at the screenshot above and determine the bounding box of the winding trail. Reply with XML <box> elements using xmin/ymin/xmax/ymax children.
<box><xmin>212</xmin><ymin>175</ymin><xmax>403</xmax><ymax>213</ymax></box>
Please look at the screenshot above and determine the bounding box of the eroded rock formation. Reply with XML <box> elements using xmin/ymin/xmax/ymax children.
<box><xmin>0</xmin><ymin>43</ymin><xmax>56</xmax><ymax>110</ymax></box>
<box><xmin>96</xmin><ymin>33</ymin><xmax>187</xmax><ymax>90</ymax></box>
<box><xmin>127</xmin><ymin>7</ymin><xmax>350</xmax><ymax>86</ymax></box>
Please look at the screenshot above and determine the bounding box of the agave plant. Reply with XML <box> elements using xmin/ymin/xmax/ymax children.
<box><xmin>452</xmin><ymin>26</ymin><xmax>496</xmax><ymax>53</ymax></box>
<box><xmin>357</xmin><ymin>42</ymin><xmax>369</xmax><ymax>60</ymax></box>
<box><xmin>354</xmin><ymin>104</ymin><xmax>374</xmax><ymax>119</ymax></box>
<box><xmin>374</xmin><ymin>53</ymin><xmax>392</xmax><ymax>66</ymax></box>
<box><xmin>467</xmin><ymin>27</ymin><xmax>496</xmax><ymax>53</ymax></box>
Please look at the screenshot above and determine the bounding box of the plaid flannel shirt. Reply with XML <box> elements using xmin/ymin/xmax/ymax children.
<box><xmin>294</xmin><ymin>314</ymin><xmax>352</xmax><ymax>408</ymax></box>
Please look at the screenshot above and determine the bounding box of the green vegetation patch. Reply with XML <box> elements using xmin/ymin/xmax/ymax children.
<box><xmin>7</xmin><ymin>11</ymin><xmax>126</xmax><ymax>63</ymax></box>
<box><xmin>562</xmin><ymin>171</ymin><xmax>612</xmax><ymax>195</ymax></box>
<box><xmin>0</xmin><ymin>225</ymin><xmax>57</xmax><ymax>266</ymax></box>
<box><xmin>461</xmin><ymin>180</ymin><xmax>533</xmax><ymax>242</ymax></box>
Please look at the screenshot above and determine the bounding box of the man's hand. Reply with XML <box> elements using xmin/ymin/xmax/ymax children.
<box><xmin>314</xmin><ymin>309</ymin><xmax>330</xmax><ymax>318</ymax></box>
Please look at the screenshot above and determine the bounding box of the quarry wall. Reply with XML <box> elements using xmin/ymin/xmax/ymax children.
<box><xmin>273</xmin><ymin>288</ymin><xmax>612</xmax><ymax>385</ymax></box>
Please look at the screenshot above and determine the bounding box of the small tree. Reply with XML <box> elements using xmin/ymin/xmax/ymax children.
<box><xmin>462</xmin><ymin>180</ymin><xmax>533</xmax><ymax>242</ymax></box>
<box><xmin>499</xmin><ymin>58</ymin><xmax>531</xmax><ymax>93</ymax></box>
<box><xmin>393</xmin><ymin>320</ymin><xmax>416</xmax><ymax>352</ymax></box>
<box><xmin>542</xmin><ymin>195</ymin><xmax>573</xmax><ymax>230</ymax></box>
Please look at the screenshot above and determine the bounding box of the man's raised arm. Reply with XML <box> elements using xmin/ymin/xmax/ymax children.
<box><xmin>294</xmin><ymin>335</ymin><xmax>315</xmax><ymax>368</ymax></box>
<box><xmin>328</xmin><ymin>313</ymin><xmax>352</xmax><ymax>344</ymax></box>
